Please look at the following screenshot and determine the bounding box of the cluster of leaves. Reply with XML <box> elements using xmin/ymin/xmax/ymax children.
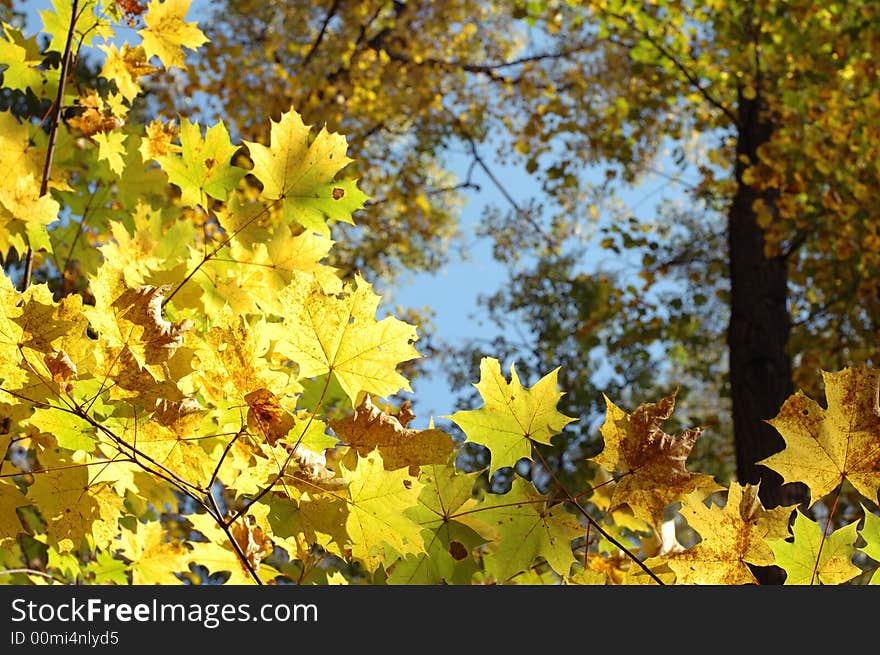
<box><xmin>0</xmin><ymin>0</ymin><xmax>878</xmax><ymax>586</ymax></box>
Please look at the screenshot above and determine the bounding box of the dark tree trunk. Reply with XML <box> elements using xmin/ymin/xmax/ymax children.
<box><xmin>727</xmin><ymin>91</ymin><xmax>809</xmax><ymax>514</ymax></box>
<box><xmin>728</xmin><ymin>90</ymin><xmax>809</xmax><ymax>585</ymax></box>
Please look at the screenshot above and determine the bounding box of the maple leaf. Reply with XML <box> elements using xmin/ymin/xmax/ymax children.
<box><xmin>186</xmin><ymin>512</ymin><xmax>275</xmax><ymax>585</ymax></box>
<box><xmin>155</xmin><ymin>118</ymin><xmax>245</xmax><ymax>207</ymax></box>
<box><xmin>589</xmin><ymin>393</ymin><xmax>722</xmax><ymax>527</ymax></box>
<box><xmin>119</xmin><ymin>521</ymin><xmax>187</xmax><ymax>584</ymax></box>
<box><xmin>665</xmin><ymin>484</ymin><xmax>794</xmax><ymax>585</ymax></box>
<box><xmin>26</xmin><ymin>449</ymin><xmax>124</xmax><ymax>551</ymax></box>
<box><xmin>447</xmin><ymin>357</ymin><xmax>576</xmax><ymax>476</ymax></box>
<box><xmin>98</xmin><ymin>43</ymin><xmax>157</xmax><ymax>102</ymax></box>
<box><xmin>189</xmin><ymin>304</ymin><xmax>301</xmax><ymax>408</ymax></box>
<box><xmin>0</xmin><ymin>479</ymin><xmax>28</xmax><ymax>548</ymax></box>
<box><xmin>44</xmin><ymin>350</ymin><xmax>77</xmax><ymax>388</ymax></box>
<box><xmin>330</xmin><ymin>395</ymin><xmax>454</xmax><ymax>471</ymax></box>
<box><xmin>138</xmin><ymin>0</ymin><xmax>208</xmax><ymax>70</ymax></box>
<box><xmin>130</xmin><ymin>418</ymin><xmax>212</xmax><ymax>489</ymax></box>
<box><xmin>760</xmin><ymin>366</ymin><xmax>880</xmax><ymax>505</ymax></box>
<box><xmin>859</xmin><ymin>507</ymin><xmax>880</xmax><ymax>584</ymax></box>
<box><xmin>12</xmin><ymin>284</ymin><xmax>81</xmax><ymax>355</ymax></box>
<box><xmin>267</xmin><ymin>493</ymin><xmax>349</xmax><ymax>560</ymax></box>
<box><xmin>0</xmin><ymin>112</ymin><xmax>43</xmax><ymax>184</ymax></box>
<box><xmin>0</xmin><ymin>24</ymin><xmax>43</xmax><ymax>93</ymax></box>
<box><xmin>769</xmin><ymin>510</ymin><xmax>861</xmax><ymax>585</ymax></box>
<box><xmin>0</xmin><ymin>273</ymin><xmax>26</xmax><ymax>390</ymax></box>
<box><xmin>243</xmin><ymin>108</ymin><xmax>368</xmax><ymax>235</ymax></box>
<box><xmin>387</xmin><ymin>465</ymin><xmax>488</xmax><ymax>584</ymax></box>
<box><xmin>139</xmin><ymin>119</ymin><xmax>181</xmax><ymax>160</ymax></box>
<box><xmin>339</xmin><ymin>451</ymin><xmax>425</xmax><ymax>573</ymax></box>
<box><xmin>26</xmin><ymin>408</ymin><xmax>97</xmax><ymax>453</ymax></box>
<box><xmin>230</xmin><ymin>517</ymin><xmax>273</xmax><ymax>573</ymax></box>
<box><xmin>86</xmin><ymin>273</ymin><xmax>193</xmax><ymax>375</ymax></box>
<box><xmin>0</xmin><ymin>173</ymin><xmax>59</xmax><ymax>254</ymax></box>
<box><xmin>40</xmin><ymin>0</ymin><xmax>113</xmax><ymax>50</ymax></box>
<box><xmin>276</xmin><ymin>273</ymin><xmax>420</xmax><ymax>405</ymax></box>
<box><xmin>94</xmin><ymin>131</ymin><xmax>128</xmax><ymax>175</ymax></box>
<box><xmin>475</xmin><ymin>477</ymin><xmax>582</xmax><ymax>582</ymax></box>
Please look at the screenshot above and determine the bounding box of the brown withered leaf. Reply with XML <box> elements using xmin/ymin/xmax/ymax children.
<box><xmin>111</xmin><ymin>284</ymin><xmax>193</xmax><ymax>365</ymax></box>
<box><xmin>330</xmin><ymin>395</ymin><xmax>454</xmax><ymax>471</ymax></box>
<box><xmin>244</xmin><ymin>388</ymin><xmax>294</xmax><ymax>446</ymax></box>
<box><xmin>44</xmin><ymin>349</ymin><xmax>77</xmax><ymax>388</ymax></box>
<box><xmin>231</xmin><ymin>517</ymin><xmax>273</xmax><ymax>573</ymax></box>
<box><xmin>590</xmin><ymin>392</ymin><xmax>722</xmax><ymax>527</ymax></box>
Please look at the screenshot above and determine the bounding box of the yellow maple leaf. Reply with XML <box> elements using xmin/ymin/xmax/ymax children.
<box><xmin>131</xmin><ymin>418</ymin><xmax>211</xmax><ymax>489</ymax></box>
<box><xmin>665</xmin><ymin>484</ymin><xmax>795</xmax><ymax>584</ymax></box>
<box><xmin>85</xmin><ymin>268</ymin><xmax>193</xmax><ymax>378</ymax></box>
<box><xmin>119</xmin><ymin>521</ymin><xmax>187</xmax><ymax>584</ymax></box>
<box><xmin>590</xmin><ymin>393</ymin><xmax>722</xmax><ymax>527</ymax></box>
<box><xmin>94</xmin><ymin>131</ymin><xmax>128</xmax><ymax>175</ymax></box>
<box><xmin>760</xmin><ymin>366</ymin><xmax>880</xmax><ymax>505</ymax></box>
<box><xmin>26</xmin><ymin>449</ymin><xmax>123</xmax><ymax>551</ymax></box>
<box><xmin>0</xmin><ymin>273</ymin><xmax>26</xmax><ymax>390</ymax></box>
<box><xmin>138</xmin><ymin>0</ymin><xmax>208</xmax><ymax>70</ymax></box>
<box><xmin>276</xmin><ymin>273</ymin><xmax>420</xmax><ymax>405</ymax></box>
<box><xmin>243</xmin><ymin>108</ymin><xmax>368</xmax><ymax>235</ymax></box>
<box><xmin>189</xmin><ymin>304</ymin><xmax>301</xmax><ymax>407</ymax></box>
<box><xmin>339</xmin><ymin>451</ymin><xmax>425</xmax><ymax>572</ymax></box>
<box><xmin>98</xmin><ymin>43</ymin><xmax>157</xmax><ymax>102</ymax></box>
<box><xmin>0</xmin><ymin>173</ymin><xmax>59</xmax><ymax>254</ymax></box>
<box><xmin>0</xmin><ymin>479</ymin><xmax>28</xmax><ymax>548</ymax></box>
<box><xmin>0</xmin><ymin>111</ymin><xmax>43</xmax><ymax>188</ymax></box>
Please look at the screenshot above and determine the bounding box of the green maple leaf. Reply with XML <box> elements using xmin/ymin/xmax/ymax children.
<box><xmin>859</xmin><ymin>507</ymin><xmax>880</xmax><ymax>584</ymax></box>
<box><xmin>388</xmin><ymin>465</ymin><xmax>488</xmax><ymax>584</ymax></box>
<box><xmin>155</xmin><ymin>118</ymin><xmax>245</xmax><ymax>208</ymax></box>
<box><xmin>86</xmin><ymin>551</ymin><xmax>130</xmax><ymax>585</ymax></box>
<box><xmin>243</xmin><ymin>108</ymin><xmax>368</xmax><ymax>235</ymax></box>
<box><xmin>40</xmin><ymin>0</ymin><xmax>112</xmax><ymax>50</ymax></box>
<box><xmin>0</xmin><ymin>25</ymin><xmax>43</xmax><ymax>93</ymax></box>
<box><xmin>447</xmin><ymin>357</ymin><xmax>576</xmax><ymax>475</ymax></box>
<box><xmin>27</xmin><ymin>408</ymin><xmax>97</xmax><ymax>452</ymax></box>
<box><xmin>475</xmin><ymin>477</ymin><xmax>582</xmax><ymax>582</ymax></box>
<box><xmin>769</xmin><ymin>510</ymin><xmax>861</xmax><ymax>585</ymax></box>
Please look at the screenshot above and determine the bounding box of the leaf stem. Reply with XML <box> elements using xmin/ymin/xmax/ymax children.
<box><xmin>810</xmin><ymin>483</ymin><xmax>843</xmax><ymax>585</ymax></box>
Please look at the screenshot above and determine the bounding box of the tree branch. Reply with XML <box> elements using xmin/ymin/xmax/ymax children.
<box><xmin>301</xmin><ymin>0</ymin><xmax>341</xmax><ymax>68</ymax></box>
<box><xmin>22</xmin><ymin>0</ymin><xmax>81</xmax><ymax>292</ymax></box>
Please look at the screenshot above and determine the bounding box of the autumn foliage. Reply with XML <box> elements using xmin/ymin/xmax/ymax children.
<box><xmin>0</xmin><ymin>0</ymin><xmax>878</xmax><ymax>586</ymax></box>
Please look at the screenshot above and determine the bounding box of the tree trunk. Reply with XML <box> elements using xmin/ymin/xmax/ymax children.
<box><xmin>727</xmin><ymin>90</ymin><xmax>808</xmax><ymax>513</ymax></box>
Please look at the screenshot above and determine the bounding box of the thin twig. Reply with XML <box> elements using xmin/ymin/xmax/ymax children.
<box><xmin>532</xmin><ymin>446</ymin><xmax>665</xmax><ymax>584</ymax></box>
<box><xmin>226</xmin><ymin>373</ymin><xmax>332</xmax><ymax>526</ymax></box>
<box><xmin>208</xmin><ymin>489</ymin><xmax>263</xmax><ymax>585</ymax></box>
<box><xmin>22</xmin><ymin>0</ymin><xmax>81</xmax><ymax>292</ymax></box>
<box><xmin>301</xmin><ymin>0</ymin><xmax>341</xmax><ymax>68</ymax></box>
